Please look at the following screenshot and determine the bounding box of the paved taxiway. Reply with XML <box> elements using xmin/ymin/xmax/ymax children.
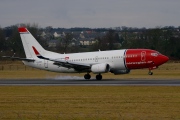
<box><xmin>0</xmin><ymin>79</ymin><xmax>180</xmax><ymax>86</ymax></box>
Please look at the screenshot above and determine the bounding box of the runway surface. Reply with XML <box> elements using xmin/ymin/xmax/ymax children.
<box><xmin>0</xmin><ymin>79</ymin><xmax>180</xmax><ymax>86</ymax></box>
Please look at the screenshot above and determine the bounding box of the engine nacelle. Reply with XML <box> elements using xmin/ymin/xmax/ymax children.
<box><xmin>112</xmin><ymin>69</ymin><xmax>130</xmax><ymax>75</ymax></box>
<box><xmin>91</xmin><ymin>63</ymin><xmax>110</xmax><ymax>73</ymax></box>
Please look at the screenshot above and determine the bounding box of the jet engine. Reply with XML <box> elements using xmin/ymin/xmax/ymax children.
<box><xmin>91</xmin><ymin>63</ymin><xmax>110</xmax><ymax>73</ymax></box>
<box><xmin>112</xmin><ymin>69</ymin><xmax>130</xmax><ymax>75</ymax></box>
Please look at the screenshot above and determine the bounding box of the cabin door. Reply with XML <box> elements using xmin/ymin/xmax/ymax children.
<box><xmin>95</xmin><ymin>56</ymin><xmax>98</xmax><ymax>62</ymax></box>
<box><xmin>44</xmin><ymin>60</ymin><xmax>48</xmax><ymax>68</ymax></box>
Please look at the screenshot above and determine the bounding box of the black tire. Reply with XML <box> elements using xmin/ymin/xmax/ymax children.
<box><xmin>96</xmin><ymin>74</ymin><xmax>102</xmax><ymax>80</ymax></box>
<box><xmin>148</xmin><ymin>72</ymin><xmax>153</xmax><ymax>75</ymax></box>
<box><xmin>84</xmin><ymin>74</ymin><xmax>91</xmax><ymax>79</ymax></box>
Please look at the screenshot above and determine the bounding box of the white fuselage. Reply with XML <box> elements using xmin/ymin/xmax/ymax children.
<box><xmin>23</xmin><ymin>49</ymin><xmax>127</xmax><ymax>73</ymax></box>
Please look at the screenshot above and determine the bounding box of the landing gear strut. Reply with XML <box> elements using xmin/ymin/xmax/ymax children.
<box><xmin>148</xmin><ymin>70</ymin><xmax>153</xmax><ymax>75</ymax></box>
<box><xmin>96</xmin><ymin>74</ymin><xmax>102</xmax><ymax>80</ymax></box>
<box><xmin>84</xmin><ymin>73</ymin><xmax>91</xmax><ymax>80</ymax></box>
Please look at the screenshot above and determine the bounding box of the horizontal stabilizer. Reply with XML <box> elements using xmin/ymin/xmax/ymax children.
<box><xmin>2</xmin><ymin>56</ymin><xmax>35</xmax><ymax>62</ymax></box>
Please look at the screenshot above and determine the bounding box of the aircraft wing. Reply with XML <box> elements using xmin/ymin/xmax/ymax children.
<box><xmin>2</xmin><ymin>56</ymin><xmax>35</xmax><ymax>62</ymax></box>
<box><xmin>40</xmin><ymin>56</ymin><xmax>91</xmax><ymax>71</ymax></box>
<box><xmin>53</xmin><ymin>59</ymin><xmax>91</xmax><ymax>71</ymax></box>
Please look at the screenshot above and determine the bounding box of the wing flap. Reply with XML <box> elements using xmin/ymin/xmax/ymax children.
<box><xmin>51</xmin><ymin>59</ymin><xmax>91</xmax><ymax>71</ymax></box>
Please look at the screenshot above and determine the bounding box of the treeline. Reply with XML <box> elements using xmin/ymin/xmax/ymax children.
<box><xmin>0</xmin><ymin>24</ymin><xmax>180</xmax><ymax>60</ymax></box>
<box><xmin>89</xmin><ymin>27</ymin><xmax>180</xmax><ymax>60</ymax></box>
<box><xmin>120</xmin><ymin>27</ymin><xmax>180</xmax><ymax>59</ymax></box>
<box><xmin>0</xmin><ymin>24</ymin><xmax>47</xmax><ymax>58</ymax></box>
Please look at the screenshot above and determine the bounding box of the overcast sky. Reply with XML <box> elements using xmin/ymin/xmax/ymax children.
<box><xmin>0</xmin><ymin>0</ymin><xmax>180</xmax><ymax>28</ymax></box>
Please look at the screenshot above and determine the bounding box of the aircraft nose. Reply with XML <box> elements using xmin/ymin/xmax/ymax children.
<box><xmin>161</xmin><ymin>55</ymin><xmax>169</xmax><ymax>63</ymax></box>
<box><xmin>158</xmin><ymin>55</ymin><xmax>169</xmax><ymax>65</ymax></box>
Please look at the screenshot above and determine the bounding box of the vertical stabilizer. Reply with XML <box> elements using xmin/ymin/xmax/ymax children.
<box><xmin>18</xmin><ymin>27</ymin><xmax>46</xmax><ymax>58</ymax></box>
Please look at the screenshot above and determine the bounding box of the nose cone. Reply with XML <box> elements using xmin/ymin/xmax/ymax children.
<box><xmin>162</xmin><ymin>55</ymin><xmax>169</xmax><ymax>63</ymax></box>
<box><xmin>157</xmin><ymin>55</ymin><xmax>169</xmax><ymax>66</ymax></box>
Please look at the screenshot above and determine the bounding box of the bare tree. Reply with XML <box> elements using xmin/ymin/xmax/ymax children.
<box><xmin>57</xmin><ymin>33</ymin><xmax>73</xmax><ymax>53</ymax></box>
<box><xmin>0</xmin><ymin>27</ymin><xmax>6</xmax><ymax>51</ymax></box>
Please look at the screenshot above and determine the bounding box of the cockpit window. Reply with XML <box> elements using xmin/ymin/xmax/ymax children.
<box><xmin>157</xmin><ymin>52</ymin><xmax>161</xmax><ymax>55</ymax></box>
<box><xmin>151</xmin><ymin>53</ymin><xmax>159</xmax><ymax>56</ymax></box>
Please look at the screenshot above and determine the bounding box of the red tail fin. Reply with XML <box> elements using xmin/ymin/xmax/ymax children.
<box><xmin>18</xmin><ymin>27</ymin><xmax>29</xmax><ymax>33</ymax></box>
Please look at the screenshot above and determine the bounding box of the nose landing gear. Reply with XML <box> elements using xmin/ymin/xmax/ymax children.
<box><xmin>148</xmin><ymin>67</ymin><xmax>156</xmax><ymax>75</ymax></box>
<box><xmin>148</xmin><ymin>70</ymin><xmax>153</xmax><ymax>75</ymax></box>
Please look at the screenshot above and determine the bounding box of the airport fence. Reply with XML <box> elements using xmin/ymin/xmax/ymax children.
<box><xmin>0</xmin><ymin>65</ymin><xmax>39</xmax><ymax>71</ymax></box>
<box><xmin>0</xmin><ymin>60</ymin><xmax>40</xmax><ymax>71</ymax></box>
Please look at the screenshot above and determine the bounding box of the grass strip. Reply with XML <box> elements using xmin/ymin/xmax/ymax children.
<box><xmin>0</xmin><ymin>86</ymin><xmax>179</xmax><ymax>119</ymax></box>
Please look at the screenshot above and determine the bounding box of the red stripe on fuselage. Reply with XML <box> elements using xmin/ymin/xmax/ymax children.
<box><xmin>125</xmin><ymin>49</ymin><xmax>150</xmax><ymax>69</ymax></box>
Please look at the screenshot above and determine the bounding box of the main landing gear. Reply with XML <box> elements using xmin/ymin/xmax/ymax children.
<box><xmin>84</xmin><ymin>73</ymin><xmax>102</xmax><ymax>80</ymax></box>
<box><xmin>84</xmin><ymin>73</ymin><xmax>91</xmax><ymax>80</ymax></box>
<box><xmin>96</xmin><ymin>74</ymin><xmax>102</xmax><ymax>80</ymax></box>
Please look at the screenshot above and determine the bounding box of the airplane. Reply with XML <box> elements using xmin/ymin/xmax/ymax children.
<box><xmin>2</xmin><ymin>27</ymin><xmax>169</xmax><ymax>80</ymax></box>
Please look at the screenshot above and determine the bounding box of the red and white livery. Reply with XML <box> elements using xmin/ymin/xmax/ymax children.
<box><xmin>4</xmin><ymin>27</ymin><xmax>169</xmax><ymax>80</ymax></box>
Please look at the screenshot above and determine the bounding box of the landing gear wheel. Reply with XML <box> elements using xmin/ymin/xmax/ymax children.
<box><xmin>84</xmin><ymin>74</ymin><xmax>91</xmax><ymax>80</ymax></box>
<box><xmin>96</xmin><ymin>74</ymin><xmax>102</xmax><ymax>80</ymax></box>
<box><xmin>148</xmin><ymin>72</ymin><xmax>153</xmax><ymax>75</ymax></box>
